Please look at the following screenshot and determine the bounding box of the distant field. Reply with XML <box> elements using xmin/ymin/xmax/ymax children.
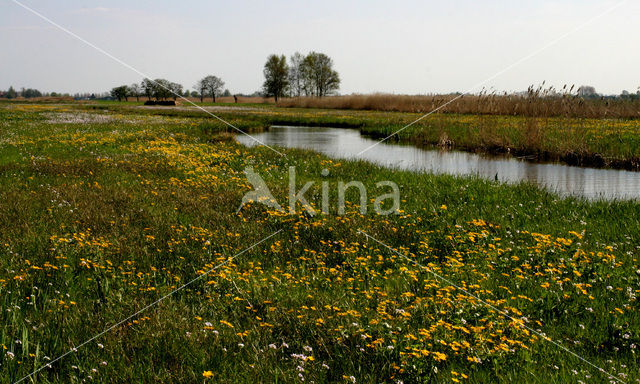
<box><xmin>0</xmin><ymin>102</ymin><xmax>638</xmax><ymax>383</ymax></box>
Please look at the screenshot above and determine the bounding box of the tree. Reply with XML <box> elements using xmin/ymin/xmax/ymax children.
<box><xmin>169</xmin><ymin>82</ymin><xmax>183</xmax><ymax>100</ymax></box>
<box><xmin>263</xmin><ymin>54</ymin><xmax>289</xmax><ymax>102</ymax></box>
<box><xmin>6</xmin><ymin>86</ymin><xmax>17</xmax><ymax>99</ymax></box>
<box><xmin>110</xmin><ymin>85</ymin><xmax>129</xmax><ymax>101</ymax></box>
<box><xmin>150</xmin><ymin>79</ymin><xmax>176</xmax><ymax>100</ymax></box>
<box><xmin>288</xmin><ymin>52</ymin><xmax>305</xmax><ymax>97</ymax></box>
<box><xmin>577</xmin><ymin>85</ymin><xmax>597</xmax><ymax>98</ymax></box>
<box><xmin>301</xmin><ymin>52</ymin><xmax>340</xmax><ymax>97</ymax></box>
<box><xmin>128</xmin><ymin>83</ymin><xmax>141</xmax><ymax>101</ymax></box>
<box><xmin>141</xmin><ymin>78</ymin><xmax>154</xmax><ymax>100</ymax></box>
<box><xmin>203</xmin><ymin>75</ymin><xmax>225</xmax><ymax>102</ymax></box>
<box><xmin>22</xmin><ymin>88</ymin><xmax>42</xmax><ymax>98</ymax></box>
<box><xmin>193</xmin><ymin>79</ymin><xmax>207</xmax><ymax>102</ymax></box>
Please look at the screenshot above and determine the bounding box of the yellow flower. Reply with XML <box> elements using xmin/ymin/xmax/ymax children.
<box><xmin>203</xmin><ymin>371</ymin><xmax>214</xmax><ymax>378</ymax></box>
<box><xmin>433</xmin><ymin>351</ymin><xmax>447</xmax><ymax>361</ymax></box>
<box><xmin>440</xmin><ymin>204</ymin><xmax>447</xmax><ymax>210</ymax></box>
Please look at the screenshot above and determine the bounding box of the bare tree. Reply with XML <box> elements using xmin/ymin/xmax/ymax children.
<box><xmin>193</xmin><ymin>79</ymin><xmax>206</xmax><ymax>102</ymax></box>
<box><xmin>263</xmin><ymin>54</ymin><xmax>289</xmax><ymax>102</ymax></box>
<box><xmin>197</xmin><ymin>75</ymin><xmax>225</xmax><ymax>102</ymax></box>
<box><xmin>288</xmin><ymin>52</ymin><xmax>305</xmax><ymax>97</ymax></box>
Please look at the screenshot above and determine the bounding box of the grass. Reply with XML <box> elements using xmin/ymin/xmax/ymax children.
<box><xmin>64</xmin><ymin>99</ymin><xmax>640</xmax><ymax>169</ymax></box>
<box><xmin>0</xmin><ymin>102</ymin><xmax>639</xmax><ymax>383</ymax></box>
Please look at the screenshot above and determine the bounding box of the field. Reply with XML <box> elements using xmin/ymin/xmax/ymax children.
<box><xmin>0</xmin><ymin>101</ymin><xmax>639</xmax><ymax>383</ymax></box>
<box><xmin>91</xmin><ymin>100</ymin><xmax>640</xmax><ymax>169</ymax></box>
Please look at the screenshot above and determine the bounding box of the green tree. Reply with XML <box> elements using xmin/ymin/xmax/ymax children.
<box><xmin>128</xmin><ymin>83</ymin><xmax>141</xmax><ymax>102</ymax></box>
<box><xmin>263</xmin><ymin>54</ymin><xmax>289</xmax><ymax>102</ymax></box>
<box><xmin>110</xmin><ymin>85</ymin><xmax>129</xmax><ymax>101</ymax></box>
<box><xmin>169</xmin><ymin>82</ymin><xmax>183</xmax><ymax>100</ymax></box>
<box><xmin>6</xmin><ymin>86</ymin><xmax>17</xmax><ymax>99</ymax></box>
<box><xmin>22</xmin><ymin>88</ymin><xmax>42</xmax><ymax>98</ymax></box>
<box><xmin>302</xmin><ymin>52</ymin><xmax>340</xmax><ymax>97</ymax></box>
<box><xmin>141</xmin><ymin>78</ymin><xmax>154</xmax><ymax>100</ymax></box>
<box><xmin>151</xmin><ymin>79</ymin><xmax>173</xmax><ymax>100</ymax></box>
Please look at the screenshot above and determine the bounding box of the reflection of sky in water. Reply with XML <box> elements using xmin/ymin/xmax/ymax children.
<box><xmin>238</xmin><ymin>126</ymin><xmax>640</xmax><ymax>201</ymax></box>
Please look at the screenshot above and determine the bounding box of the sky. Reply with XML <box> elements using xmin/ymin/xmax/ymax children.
<box><xmin>1</xmin><ymin>0</ymin><xmax>639</xmax><ymax>96</ymax></box>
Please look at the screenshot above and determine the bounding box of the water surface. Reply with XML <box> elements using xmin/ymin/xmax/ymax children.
<box><xmin>237</xmin><ymin>126</ymin><xmax>640</xmax><ymax>200</ymax></box>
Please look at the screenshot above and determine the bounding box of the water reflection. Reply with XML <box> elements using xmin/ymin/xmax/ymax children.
<box><xmin>237</xmin><ymin>126</ymin><xmax>640</xmax><ymax>200</ymax></box>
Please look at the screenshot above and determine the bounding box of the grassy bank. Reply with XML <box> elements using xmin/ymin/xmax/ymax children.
<box><xmin>0</xmin><ymin>103</ymin><xmax>638</xmax><ymax>383</ymax></box>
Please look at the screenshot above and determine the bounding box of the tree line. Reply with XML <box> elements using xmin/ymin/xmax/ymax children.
<box><xmin>0</xmin><ymin>86</ymin><xmax>43</xmax><ymax>99</ymax></box>
<box><xmin>110</xmin><ymin>76</ymin><xmax>232</xmax><ymax>102</ymax></box>
<box><xmin>108</xmin><ymin>51</ymin><xmax>341</xmax><ymax>103</ymax></box>
<box><xmin>263</xmin><ymin>51</ymin><xmax>340</xmax><ymax>101</ymax></box>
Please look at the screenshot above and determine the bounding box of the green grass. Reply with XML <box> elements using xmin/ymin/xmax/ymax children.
<box><xmin>57</xmin><ymin>99</ymin><xmax>640</xmax><ymax>169</ymax></box>
<box><xmin>0</xmin><ymin>103</ymin><xmax>638</xmax><ymax>383</ymax></box>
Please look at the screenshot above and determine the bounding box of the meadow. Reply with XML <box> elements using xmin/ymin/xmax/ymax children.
<box><xmin>70</xmin><ymin>99</ymin><xmax>640</xmax><ymax>170</ymax></box>
<box><xmin>0</xmin><ymin>101</ymin><xmax>639</xmax><ymax>383</ymax></box>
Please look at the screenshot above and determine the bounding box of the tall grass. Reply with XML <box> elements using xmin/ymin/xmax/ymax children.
<box><xmin>278</xmin><ymin>89</ymin><xmax>640</xmax><ymax>119</ymax></box>
<box><xmin>0</xmin><ymin>104</ymin><xmax>639</xmax><ymax>382</ymax></box>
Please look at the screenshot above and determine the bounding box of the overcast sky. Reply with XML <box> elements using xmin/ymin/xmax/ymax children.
<box><xmin>1</xmin><ymin>0</ymin><xmax>638</xmax><ymax>95</ymax></box>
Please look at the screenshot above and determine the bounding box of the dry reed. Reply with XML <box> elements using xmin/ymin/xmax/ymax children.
<box><xmin>278</xmin><ymin>89</ymin><xmax>640</xmax><ymax>119</ymax></box>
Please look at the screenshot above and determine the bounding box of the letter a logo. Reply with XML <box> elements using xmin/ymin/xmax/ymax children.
<box><xmin>236</xmin><ymin>167</ymin><xmax>283</xmax><ymax>213</ymax></box>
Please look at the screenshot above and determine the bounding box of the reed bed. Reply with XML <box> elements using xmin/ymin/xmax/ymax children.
<box><xmin>279</xmin><ymin>92</ymin><xmax>640</xmax><ymax>119</ymax></box>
